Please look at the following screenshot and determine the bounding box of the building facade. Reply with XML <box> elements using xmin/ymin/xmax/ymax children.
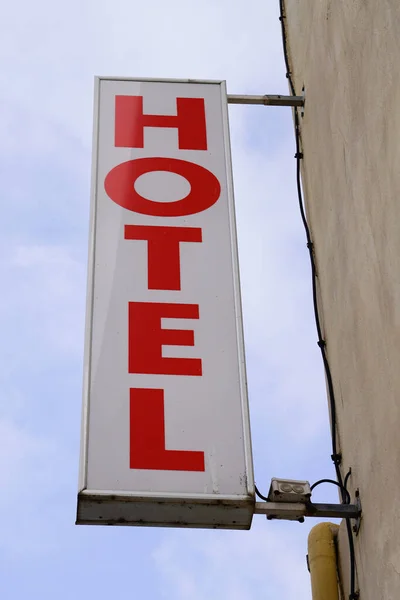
<box><xmin>284</xmin><ymin>1</ymin><xmax>400</xmax><ymax>598</ymax></box>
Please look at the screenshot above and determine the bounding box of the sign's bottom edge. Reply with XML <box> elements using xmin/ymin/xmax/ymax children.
<box><xmin>76</xmin><ymin>491</ymin><xmax>254</xmax><ymax>530</ymax></box>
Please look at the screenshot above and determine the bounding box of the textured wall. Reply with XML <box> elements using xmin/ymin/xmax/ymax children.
<box><xmin>284</xmin><ymin>1</ymin><xmax>400</xmax><ymax>598</ymax></box>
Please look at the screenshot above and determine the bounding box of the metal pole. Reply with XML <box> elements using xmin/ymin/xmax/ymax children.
<box><xmin>227</xmin><ymin>94</ymin><xmax>304</xmax><ymax>107</ymax></box>
<box><xmin>254</xmin><ymin>501</ymin><xmax>361</xmax><ymax>520</ymax></box>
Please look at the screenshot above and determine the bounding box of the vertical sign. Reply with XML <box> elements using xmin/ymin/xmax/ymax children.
<box><xmin>77</xmin><ymin>78</ymin><xmax>254</xmax><ymax>529</ymax></box>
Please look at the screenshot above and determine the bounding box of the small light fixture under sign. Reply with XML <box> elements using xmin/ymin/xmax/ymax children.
<box><xmin>268</xmin><ymin>478</ymin><xmax>312</xmax><ymax>504</ymax></box>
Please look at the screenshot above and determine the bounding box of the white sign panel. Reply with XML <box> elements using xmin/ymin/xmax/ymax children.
<box><xmin>77</xmin><ymin>77</ymin><xmax>254</xmax><ymax>529</ymax></box>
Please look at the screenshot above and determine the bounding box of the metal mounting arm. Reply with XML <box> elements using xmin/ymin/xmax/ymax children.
<box><xmin>255</xmin><ymin>500</ymin><xmax>361</xmax><ymax>522</ymax></box>
<box><xmin>227</xmin><ymin>94</ymin><xmax>304</xmax><ymax>107</ymax></box>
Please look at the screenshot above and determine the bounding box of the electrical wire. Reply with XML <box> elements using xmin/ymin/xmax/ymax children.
<box><xmin>255</xmin><ymin>484</ymin><xmax>269</xmax><ymax>502</ymax></box>
<box><xmin>344</xmin><ymin>468</ymin><xmax>352</xmax><ymax>491</ymax></box>
<box><xmin>278</xmin><ymin>1</ymin><xmax>357</xmax><ymax>598</ymax></box>
<box><xmin>345</xmin><ymin>517</ymin><xmax>357</xmax><ymax>599</ymax></box>
<box><xmin>310</xmin><ymin>478</ymin><xmax>351</xmax><ymax>505</ymax></box>
<box><xmin>278</xmin><ymin>0</ymin><xmax>343</xmax><ymax>491</ymax></box>
<box><xmin>342</xmin><ymin>468</ymin><xmax>356</xmax><ymax>597</ymax></box>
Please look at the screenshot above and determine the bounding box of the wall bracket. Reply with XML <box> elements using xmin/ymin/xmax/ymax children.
<box><xmin>227</xmin><ymin>94</ymin><xmax>304</xmax><ymax>107</ymax></box>
<box><xmin>254</xmin><ymin>501</ymin><xmax>361</xmax><ymax>523</ymax></box>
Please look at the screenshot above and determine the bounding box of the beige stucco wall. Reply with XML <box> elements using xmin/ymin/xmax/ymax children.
<box><xmin>283</xmin><ymin>1</ymin><xmax>400</xmax><ymax>598</ymax></box>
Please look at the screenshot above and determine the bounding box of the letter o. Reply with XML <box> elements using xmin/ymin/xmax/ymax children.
<box><xmin>104</xmin><ymin>157</ymin><xmax>221</xmax><ymax>217</ymax></box>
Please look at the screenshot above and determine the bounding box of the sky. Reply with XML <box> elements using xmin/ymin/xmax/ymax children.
<box><xmin>0</xmin><ymin>1</ymin><xmax>339</xmax><ymax>598</ymax></box>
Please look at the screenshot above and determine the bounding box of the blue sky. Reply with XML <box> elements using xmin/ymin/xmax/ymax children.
<box><xmin>0</xmin><ymin>1</ymin><xmax>339</xmax><ymax>598</ymax></box>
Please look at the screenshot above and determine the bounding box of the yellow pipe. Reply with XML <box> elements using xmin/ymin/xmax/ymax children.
<box><xmin>308</xmin><ymin>522</ymin><xmax>340</xmax><ymax>600</ymax></box>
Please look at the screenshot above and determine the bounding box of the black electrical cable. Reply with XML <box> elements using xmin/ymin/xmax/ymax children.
<box><xmin>346</xmin><ymin>517</ymin><xmax>357</xmax><ymax>599</ymax></box>
<box><xmin>255</xmin><ymin>484</ymin><xmax>269</xmax><ymax>502</ymax></box>
<box><xmin>278</xmin><ymin>0</ymin><xmax>343</xmax><ymax>493</ymax></box>
<box><xmin>343</xmin><ymin>467</ymin><xmax>357</xmax><ymax>598</ymax></box>
<box><xmin>344</xmin><ymin>468</ymin><xmax>352</xmax><ymax>491</ymax></box>
<box><xmin>310</xmin><ymin>478</ymin><xmax>351</xmax><ymax>505</ymax></box>
<box><xmin>278</xmin><ymin>2</ymin><xmax>357</xmax><ymax>598</ymax></box>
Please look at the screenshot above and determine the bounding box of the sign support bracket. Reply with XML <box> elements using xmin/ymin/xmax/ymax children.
<box><xmin>227</xmin><ymin>94</ymin><xmax>304</xmax><ymax>107</ymax></box>
<box><xmin>255</xmin><ymin>500</ymin><xmax>361</xmax><ymax>524</ymax></box>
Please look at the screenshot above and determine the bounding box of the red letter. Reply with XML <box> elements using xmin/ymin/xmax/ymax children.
<box><xmin>115</xmin><ymin>96</ymin><xmax>207</xmax><ymax>150</ymax></box>
<box><xmin>129</xmin><ymin>302</ymin><xmax>202</xmax><ymax>376</ymax></box>
<box><xmin>104</xmin><ymin>157</ymin><xmax>221</xmax><ymax>217</ymax></box>
<box><xmin>125</xmin><ymin>224</ymin><xmax>202</xmax><ymax>290</ymax></box>
<box><xmin>130</xmin><ymin>388</ymin><xmax>205</xmax><ymax>471</ymax></box>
